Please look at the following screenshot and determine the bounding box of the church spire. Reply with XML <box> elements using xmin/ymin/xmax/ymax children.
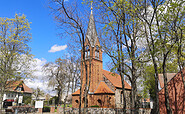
<box><xmin>86</xmin><ymin>1</ymin><xmax>98</xmax><ymax>47</ymax></box>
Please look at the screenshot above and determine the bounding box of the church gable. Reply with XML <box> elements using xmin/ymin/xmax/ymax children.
<box><xmin>103</xmin><ymin>70</ymin><xmax>131</xmax><ymax>90</ymax></box>
<box><xmin>94</xmin><ymin>81</ymin><xmax>114</xmax><ymax>94</ymax></box>
<box><xmin>103</xmin><ymin>75</ymin><xmax>115</xmax><ymax>92</ymax></box>
<box><xmin>85</xmin><ymin>36</ymin><xmax>91</xmax><ymax>46</ymax></box>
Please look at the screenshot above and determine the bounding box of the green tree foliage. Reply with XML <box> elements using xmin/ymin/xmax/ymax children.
<box><xmin>142</xmin><ymin>62</ymin><xmax>179</xmax><ymax>100</ymax></box>
<box><xmin>49</xmin><ymin>96</ymin><xmax>59</xmax><ymax>105</ymax></box>
<box><xmin>0</xmin><ymin>14</ymin><xmax>32</xmax><ymax>110</ymax></box>
<box><xmin>23</xmin><ymin>96</ymin><xmax>32</xmax><ymax>105</ymax></box>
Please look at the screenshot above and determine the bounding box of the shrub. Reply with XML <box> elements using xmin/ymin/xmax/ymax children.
<box><xmin>90</xmin><ymin>105</ymin><xmax>100</xmax><ymax>108</ymax></box>
<box><xmin>23</xmin><ymin>96</ymin><xmax>32</xmax><ymax>105</ymax></box>
<box><xmin>43</xmin><ymin>106</ymin><xmax>50</xmax><ymax>112</ymax></box>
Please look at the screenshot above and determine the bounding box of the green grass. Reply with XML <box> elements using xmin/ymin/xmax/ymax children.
<box><xmin>90</xmin><ymin>105</ymin><xmax>100</xmax><ymax>107</ymax></box>
<box><xmin>61</xmin><ymin>104</ymin><xmax>72</xmax><ymax>107</ymax></box>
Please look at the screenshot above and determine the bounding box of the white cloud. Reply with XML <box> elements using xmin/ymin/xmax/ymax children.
<box><xmin>31</xmin><ymin>58</ymin><xmax>47</xmax><ymax>79</ymax></box>
<box><xmin>48</xmin><ymin>44</ymin><xmax>67</xmax><ymax>53</ymax></box>
<box><xmin>25</xmin><ymin>78</ymin><xmax>57</xmax><ymax>96</ymax></box>
<box><xmin>24</xmin><ymin>58</ymin><xmax>57</xmax><ymax>96</ymax></box>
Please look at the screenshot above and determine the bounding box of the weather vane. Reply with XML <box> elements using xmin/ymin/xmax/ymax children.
<box><xmin>91</xmin><ymin>1</ymin><xmax>93</xmax><ymax>14</ymax></box>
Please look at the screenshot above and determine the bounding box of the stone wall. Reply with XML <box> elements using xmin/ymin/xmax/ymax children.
<box><xmin>67</xmin><ymin>108</ymin><xmax>151</xmax><ymax>114</ymax></box>
<box><xmin>115</xmin><ymin>88</ymin><xmax>131</xmax><ymax>108</ymax></box>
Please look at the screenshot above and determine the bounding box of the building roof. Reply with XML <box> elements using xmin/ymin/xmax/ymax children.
<box><xmin>72</xmin><ymin>89</ymin><xmax>80</xmax><ymax>95</ymax></box>
<box><xmin>6</xmin><ymin>80</ymin><xmax>33</xmax><ymax>93</ymax></box>
<box><xmin>158</xmin><ymin>73</ymin><xmax>177</xmax><ymax>88</ymax></box>
<box><xmin>94</xmin><ymin>82</ymin><xmax>114</xmax><ymax>94</ymax></box>
<box><xmin>72</xmin><ymin>70</ymin><xmax>132</xmax><ymax>96</ymax></box>
<box><xmin>22</xmin><ymin>83</ymin><xmax>33</xmax><ymax>93</ymax></box>
<box><xmin>85</xmin><ymin>8</ymin><xmax>98</xmax><ymax>47</ymax></box>
<box><xmin>103</xmin><ymin>70</ymin><xmax>131</xmax><ymax>90</ymax></box>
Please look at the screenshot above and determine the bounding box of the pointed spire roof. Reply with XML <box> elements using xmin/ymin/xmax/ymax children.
<box><xmin>86</xmin><ymin>4</ymin><xmax>98</xmax><ymax>47</ymax></box>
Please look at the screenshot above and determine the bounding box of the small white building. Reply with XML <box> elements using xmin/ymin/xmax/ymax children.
<box><xmin>2</xmin><ymin>80</ymin><xmax>33</xmax><ymax>108</ymax></box>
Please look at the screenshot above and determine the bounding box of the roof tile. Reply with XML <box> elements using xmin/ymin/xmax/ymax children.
<box><xmin>72</xmin><ymin>89</ymin><xmax>80</xmax><ymax>95</ymax></box>
<box><xmin>6</xmin><ymin>80</ymin><xmax>33</xmax><ymax>93</ymax></box>
<box><xmin>94</xmin><ymin>81</ymin><xmax>114</xmax><ymax>94</ymax></box>
<box><xmin>103</xmin><ymin>70</ymin><xmax>131</xmax><ymax>89</ymax></box>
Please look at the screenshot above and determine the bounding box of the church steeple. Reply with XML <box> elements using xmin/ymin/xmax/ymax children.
<box><xmin>84</xmin><ymin>5</ymin><xmax>102</xmax><ymax>61</ymax></box>
<box><xmin>81</xmin><ymin>5</ymin><xmax>103</xmax><ymax>93</ymax></box>
<box><xmin>85</xmin><ymin>3</ymin><xmax>98</xmax><ymax>47</ymax></box>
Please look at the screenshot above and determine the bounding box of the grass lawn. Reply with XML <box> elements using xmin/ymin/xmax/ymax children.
<box><xmin>61</xmin><ymin>104</ymin><xmax>72</xmax><ymax>107</ymax></box>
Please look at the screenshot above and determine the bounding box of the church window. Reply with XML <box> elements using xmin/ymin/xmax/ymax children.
<box><xmin>95</xmin><ymin>45</ymin><xmax>99</xmax><ymax>59</ymax></box>
<box><xmin>120</xmin><ymin>91</ymin><xmax>123</xmax><ymax>104</ymax></box>
<box><xmin>85</xmin><ymin>45</ymin><xmax>90</xmax><ymax>59</ymax></box>
<box><xmin>97</xmin><ymin>99</ymin><xmax>102</xmax><ymax>106</ymax></box>
<box><xmin>75</xmin><ymin>100</ymin><xmax>79</xmax><ymax>103</ymax></box>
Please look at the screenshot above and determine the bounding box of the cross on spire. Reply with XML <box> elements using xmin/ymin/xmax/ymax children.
<box><xmin>91</xmin><ymin>1</ymin><xmax>93</xmax><ymax>14</ymax></box>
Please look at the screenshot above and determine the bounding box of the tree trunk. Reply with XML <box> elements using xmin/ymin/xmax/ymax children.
<box><xmin>162</xmin><ymin>58</ymin><xmax>172</xmax><ymax>114</ymax></box>
<box><xmin>152</xmin><ymin>58</ymin><xmax>159</xmax><ymax>114</ymax></box>
<box><xmin>0</xmin><ymin>87</ymin><xmax>5</xmax><ymax>113</ymax></box>
<box><xmin>120</xmin><ymin>72</ymin><xmax>126</xmax><ymax>113</ymax></box>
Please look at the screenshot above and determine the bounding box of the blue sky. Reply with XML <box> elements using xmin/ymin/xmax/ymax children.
<box><xmin>0</xmin><ymin>0</ymin><xmax>111</xmax><ymax>94</ymax></box>
<box><xmin>0</xmin><ymin>0</ymin><xmax>110</xmax><ymax>67</ymax></box>
<box><xmin>0</xmin><ymin>0</ymin><xmax>68</xmax><ymax>62</ymax></box>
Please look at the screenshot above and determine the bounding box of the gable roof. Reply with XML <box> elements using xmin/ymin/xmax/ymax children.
<box><xmin>72</xmin><ymin>89</ymin><xmax>80</xmax><ymax>95</ymax></box>
<box><xmin>22</xmin><ymin>83</ymin><xmax>33</xmax><ymax>93</ymax></box>
<box><xmin>158</xmin><ymin>73</ymin><xmax>177</xmax><ymax>88</ymax></box>
<box><xmin>103</xmin><ymin>70</ymin><xmax>131</xmax><ymax>90</ymax></box>
<box><xmin>6</xmin><ymin>80</ymin><xmax>33</xmax><ymax>93</ymax></box>
<box><xmin>94</xmin><ymin>81</ymin><xmax>114</xmax><ymax>94</ymax></box>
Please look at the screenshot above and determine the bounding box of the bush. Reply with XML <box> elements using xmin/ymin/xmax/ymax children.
<box><xmin>43</xmin><ymin>106</ymin><xmax>50</xmax><ymax>112</ymax></box>
<box><xmin>49</xmin><ymin>96</ymin><xmax>59</xmax><ymax>105</ymax></box>
<box><xmin>23</xmin><ymin>96</ymin><xmax>32</xmax><ymax>105</ymax></box>
<box><xmin>90</xmin><ymin>105</ymin><xmax>100</xmax><ymax>108</ymax></box>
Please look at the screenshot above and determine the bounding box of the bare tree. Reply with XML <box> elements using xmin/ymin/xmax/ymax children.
<box><xmin>43</xmin><ymin>58</ymin><xmax>68</xmax><ymax>105</ymax></box>
<box><xmin>48</xmin><ymin>0</ymin><xmax>92</xmax><ymax>113</ymax></box>
<box><xmin>43</xmin><ymin>55</ymin><xmax>81</xmax><ymax>113</ymax></box>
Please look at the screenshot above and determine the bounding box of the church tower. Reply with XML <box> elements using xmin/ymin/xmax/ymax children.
<box><xmin>72</xmin><ymin>4</ymin><xmax>131</xmax><ymax>109</ymax></box>
<box><xmin>81</xmin><ymin>6</ymin><xmax>103</xmax><ymax>93</ymax></box>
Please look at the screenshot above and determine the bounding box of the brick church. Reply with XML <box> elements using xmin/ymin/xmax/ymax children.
<box><xmin>72</xmin><ymin>8</ymin><xmax>131</xmax><ymax>108</ymax></box>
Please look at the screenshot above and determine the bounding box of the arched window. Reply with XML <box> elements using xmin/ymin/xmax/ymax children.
<box><xmin>120</xmin><ymin>91</ymin><xmax>123</xmax><ymax>104</ymax></box>
<box><xmin>95</xmin><ymin>45</ymin><xmax>99</xmax><ymax>59</ymax></box>
<box><xmin>85</xmin><ymin>45</ymin><xmax>90</xmax><ymax>59</ymax></box>
<box><xmin>98</xmin><ymin>99</ymin><xmax>102</xmax><ymax>104</ymax></box>
<box><xmin>75</xmin><ymin>100</ymin><xmax>79</xmax><ymax>103</ymax></box>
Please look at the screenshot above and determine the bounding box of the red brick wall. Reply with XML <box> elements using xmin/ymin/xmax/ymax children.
<box><xmin>159</xmin><ymin>70</ymin><xmax>185</xmax><ymax>113</ymax></box>
<box><xmin>72</xmin><ymin>94</ymin><xmax>115</xmax><ymax>108</ymax></box>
